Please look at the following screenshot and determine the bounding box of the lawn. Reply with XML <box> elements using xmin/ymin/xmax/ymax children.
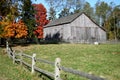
<box><xmin>0</xmin><ymin>48</ymin><xmax>42</xmax><ymax>80</ymax></box>
<box><xmin>0</xmin><ymin>44</ymin><xmax>120</xmax><ymax>80</ymax></box>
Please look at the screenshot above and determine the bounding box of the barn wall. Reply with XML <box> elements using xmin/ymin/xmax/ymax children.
<box><xmin>98</xmin><ymin>28</ymin><xmax>106</xmax><ymax>42</ymax></box>
<box><xmin>70</xmin><ymin>14</ymin><xmax>97</xmax><ymax>27</ymax></box>
<box><xmin>70</xmin><ymin>13</ymin><xmax>106</xmax><ymax>43</ymax></box>
<box><xmin>44</xmin><ymin>24</ymin><xmax>71</xmax><ymax>42</ymax></box>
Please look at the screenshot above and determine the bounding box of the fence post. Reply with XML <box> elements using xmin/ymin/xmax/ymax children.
<box><xmin>20</xmin><ymin>51</ymin><xmax>23</xmax><ymax>66</ymax></box>
<box><xmin>6</xmin><ymin>41</ymin><xmax>10</xmax><ymax>58</ymax></box>
<box><xmin>31</xmin><ymin>53</ymin><xmax>36</xmax><ymax>74</ymax></box>
<box><xmin>6</xmin><ymin>41</ymin><xmax>9</xmax><ymax>51</ymax></box>
<box><xmin>55</xmin><ymin>58</ymin><xmax>61</xmax><ymax>80</ymax></box>
<box><xmin>12</xmin><ymin>50</ymin><xmax>15</xmax><ymax>64</ymax></box>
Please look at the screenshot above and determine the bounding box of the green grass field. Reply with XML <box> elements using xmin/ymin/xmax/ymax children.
<box><xmin>0</xmin><ymin>44</ymin><xmax>120</xmax><ymax>80</ymax></box>
<box><xmin>0</xmin><ymin>48</ymin><xmax>42</xmax><ymax>80</ymax></box>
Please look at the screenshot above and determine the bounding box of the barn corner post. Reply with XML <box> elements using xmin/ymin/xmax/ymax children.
<box><xmin>31</xmin><ymin>53</ymin><xmax>36</xmax><ymax>74</ymax></box>
<box><xmin>55</xmin><ymin>58</ymin><xmax>61</xmax><ymax>80</ymax></box>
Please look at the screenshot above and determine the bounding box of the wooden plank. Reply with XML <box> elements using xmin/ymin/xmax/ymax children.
<box><xmin>22</xmin><ymin>59</ymin><xmax>54</xmax><ymax>78</ymax></box>
<box><xmin>15</xmin><ymin>53</ymin><xmax>21</xmax><ymax>56</ymax></box>
<box><xmin>22</xmin><ymin>53</ymin><xmax>32</xmax><ymax>59</ymax></box>
<box><xmin>61</xmin><ymin>66</ymin><xmax>104</xmax><ymax>80</ymax></box>
<box><xmin>36</xmin><ymin>58</ymin><xmax>54</xmax><ymax>66</ymax></box>
<box><xmin>34</xmin><ymin>66</ymin><xmax>54</xmax><ymax>78</ymax></box>
<box><xmin>22</xmin><ymin>60</ymin><xmax>32</xmax><ymax>68</ymax></box>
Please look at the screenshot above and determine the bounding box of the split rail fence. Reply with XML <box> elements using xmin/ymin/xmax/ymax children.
<box><xmin>6</xmin><ymin>42</ymin><xmax>105</xmax><ymax>80</ymax></box>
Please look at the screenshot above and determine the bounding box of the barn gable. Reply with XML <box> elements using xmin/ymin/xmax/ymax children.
<box><xmin>44</xmin><ymin>12</ymin><xmax>106</xmax><ymax>43</ymax></box>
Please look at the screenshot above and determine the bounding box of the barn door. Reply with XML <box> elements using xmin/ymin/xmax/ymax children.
<box><xmin>76</xmin><ymin>27</ymin><xmax>92</xmax><ymax>43</ymax></box>
<box><xmin>90</xmin><ymin>27</ymin><xmax>99</xmax><ymax>42</ymax></box>
<box><xmin>76</xmin><ymin>27</ymin><xmax>85</xmax><ymax>43</ymax></box>
<box><xmin>86</xmin><ymin>27</ymin><xmax>91</xmax><ymax>42</ymax></box>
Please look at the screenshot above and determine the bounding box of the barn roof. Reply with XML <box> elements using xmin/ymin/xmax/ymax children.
<box><xmin>44</xmin><ymin>12</ymin><xmax>106</xmax><ymax>31</ymax></box>
<box><xmin>45</xmin><ymin>12</ymin><xmax>81</xmax><ymax>27</ymax></box>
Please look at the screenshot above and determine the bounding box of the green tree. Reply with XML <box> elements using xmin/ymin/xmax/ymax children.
<box><xmin>0</xmin><ymin>0</ymin><xmax>10</xmax><ymax>17</ymax></box>
<box><xmin>21</xmin><ymin>0</ymin><xmax>36</xmax><ymax>38</ymax></box>
<box><xmin>59</xmin><ymin>8</ymin><xmax>70</xmax><ymax>18</ymax></box>
<box><xmin>48</xmin><ymin>7</ymin><xmax>56</xmax><ymax>20</ymax></box>
<box><xmin>83</xmin><ymin>2</ymin><xmax>94</xmax><ymax>18</ymax></box>
<box><xmin>45</xmin><ymin>0</ymin><xmax>59</xmax><ymax>20</ymax></box>
<box><xmin>95</xmin><ymin>1</ymin><xmax>111</xmax><ymax>26</ymax></box>
<box><xmin>72</xmin><ymin>0</ymin><xmax>85</xmax><ymax>13</ymax></box>
<box><xmin>104</xmin><ymin>5</ymin><xmax>120</xmax><ymax>40</ymax></box>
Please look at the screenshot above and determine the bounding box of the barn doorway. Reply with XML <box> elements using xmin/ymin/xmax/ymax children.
<box><xmin>76</xmin><ymin>27</ymin><xmax>98</xmax><ymax>43</ymax></box>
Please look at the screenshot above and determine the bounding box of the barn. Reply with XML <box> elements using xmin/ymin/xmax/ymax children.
<box><xmin>44</xmin><ymin>12</ymin><xmax>106</xmax><ymax>43</ymax></box>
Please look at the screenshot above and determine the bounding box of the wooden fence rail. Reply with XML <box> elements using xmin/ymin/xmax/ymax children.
<box><xmin>6</xmin><ymin>42</ymin><xmax>105</xmax><ymax>80</ymax></box>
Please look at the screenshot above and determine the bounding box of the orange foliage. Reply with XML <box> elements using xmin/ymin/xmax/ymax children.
<box><xmin>0</xmin><ymin>20</ymin><xmax>28</xmax><ymax>38</ymax></box>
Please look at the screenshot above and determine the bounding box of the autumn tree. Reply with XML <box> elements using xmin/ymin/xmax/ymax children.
<box><xmin>0</xmin><ymin>0</ymin><xmax>25</xmax><ymax>44</ymax></box>
<box><xmin>33</xmin><ymin>4</ymin><xmax>49</xmax><ymax>39</ymax></box>
<box><xmin>0</xmin><ymin>19</ymin><xmax>27</xmax><ymax>38</ymax></box>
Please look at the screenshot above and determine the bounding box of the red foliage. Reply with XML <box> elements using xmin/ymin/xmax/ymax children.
<box><xmin>33</xmin><ymin>4</ymin><xmax>49</xmax><ymax>39</ymax></box>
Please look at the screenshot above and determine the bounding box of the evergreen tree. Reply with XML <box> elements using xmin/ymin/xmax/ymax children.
<box><xmin>21</xmin><ymin>0</ymin><xmax>36</xmax><ymax>38</ymax></box>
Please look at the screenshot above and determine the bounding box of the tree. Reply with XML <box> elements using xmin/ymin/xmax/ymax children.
<box><xmin>0</xmin><ymin>0</ymin><xmax>25</xmax><ymax>44</ymax></box>
<box><xmin>21</xmin><ymin>0</ymin><xmax>36</xmax><ymax>38</ymax></box>
<box><xmin>0</xmin><ymin>19</ymin><xmax>27</xmax><ymax>39</ymax></box>
<box><xmin>59</xmin><ymin>8</ymin><xmax>70</xmax><ymax>18</ymax></box>
<box><xmin>45</xmin><ymin>0</ymin><xmax>59</xmax><ymax>20</ymax></box>
<box><xmin>0</xmin><ymin>0</ymin><xmax>10</xmax><ymax>17</ymax></box>
<box><xmin>83</xmin><ymin>2</ymin><xmax>94</xmax><ymax>18</ymax></box>
<box><xmin>95</xmin><ymin>1</ymin><xmax>111</xmax><ymax>26</ymax></box>
<box><xmin>48</xmin><ymin>7</ymin><xmax>56</xmax><ymax>20</ymax></box>
<box><xmin>104</xmin><ymin>5</ymin><xmax>120</xmax><ymax>40</ymax></box>
<box><xmin>72</xmin><ymin>0</ymin><xmax>85</xmax><ymax>13</ymax></box>
<box><xmin>33</xmin><ymin>4</ymin><xmax>49</xmax><ymax>39</ymax></box>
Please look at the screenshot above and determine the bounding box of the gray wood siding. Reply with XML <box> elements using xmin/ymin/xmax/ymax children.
<box><xmin>44</xmin><ymin>24</ymin><xmax>71</xmax><ymax>42</ymax></box>
<box><xmin>44</xmin><ymin>13</ymin><xmax>106</xmax><ymax>43</ymax></box>
<box><xmin>70</xmin><ymin>14</ymin><xmax>106</xmax><ymax>43</ymax></box>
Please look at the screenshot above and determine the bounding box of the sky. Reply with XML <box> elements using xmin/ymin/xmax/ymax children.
<box><xmin>32</xmin><ymin>0</ymin><xmax>120</xmax><ymax>10</ymax></box>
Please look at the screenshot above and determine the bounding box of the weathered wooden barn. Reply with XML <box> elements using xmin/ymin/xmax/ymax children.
<box><xmin>44</xmin><ymin>12</ymin><xmax>106</xmax><ymax>43</ymax></box>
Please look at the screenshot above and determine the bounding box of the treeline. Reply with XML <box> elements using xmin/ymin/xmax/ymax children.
<box><xmin>45</xmin><ymin>0</ymin><xmax>120</xmax><ymax>40</ymax></box>
<box><xmin>0</xmin><ymin>0</ymin><xmax>49</xmax><ymax>44</ymax></box>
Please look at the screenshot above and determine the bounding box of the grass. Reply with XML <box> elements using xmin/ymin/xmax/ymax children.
<box><xmin>0</xmin><ymin>43</ymin><xmax>120</xmax><ymax>80</ymax></box>
<box><xmin>0</xmin><ymin>48</ymin><xmax>42</xmax><ymax>80</ymax></box>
